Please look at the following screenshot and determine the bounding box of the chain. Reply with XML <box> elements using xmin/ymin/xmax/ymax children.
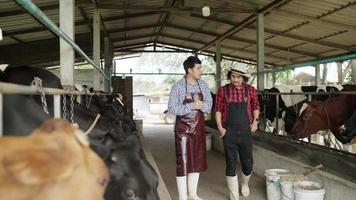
<box><xmin>70</xmin><ymin>93</ymin><xmax>75</xmax><ymax>124</ymax></box>
<box><xmin>62</xmin><ymin>94</ymin><xmax>67</xmax><ymax>120</ymax></box>
<box><xmin>39</xmin><ymin>87</ymin><xmax>49</xmax><ymax>115</ymax></box>
<box><xmin>31</xmin><ymin>77</ymin><xmax>49</xmax><ymax>115</ymax></box>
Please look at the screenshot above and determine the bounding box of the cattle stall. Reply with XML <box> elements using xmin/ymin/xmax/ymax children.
<box><xmin>2</xmin><ymin>0</ymin><xmax>356</xmax><ymax>199</ymax></box>
<box><xmin>0</xmin><ymin>1</ymin><xmax>169</xmax><ymax>199</ymax></box>
<box><xmin>258</xmin><ymin>90</ymin><xmax>356</xmax><ymax>153</ymax></box>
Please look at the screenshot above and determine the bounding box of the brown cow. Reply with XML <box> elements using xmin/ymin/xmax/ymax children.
<box><xmin>0</xmin><ymin>119</ymin><xmax>109</xmax><ymax>200</ymax></box>
<box><xmin>289</xmin><ymin>93</ymin><xmax>356</xmax><ymax>144</ymax></box>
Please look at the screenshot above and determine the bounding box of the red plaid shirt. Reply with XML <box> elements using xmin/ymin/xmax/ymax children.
<box><xmin>215</xmin><ymin>83</ymin><xmax>260</xmax><ymax>125</ymax></box>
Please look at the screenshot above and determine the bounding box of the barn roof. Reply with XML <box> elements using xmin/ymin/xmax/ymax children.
<box><xmin>1</xmin><ymin>0</ymin><xmax>356</xmax><ymax>68</ymax></box>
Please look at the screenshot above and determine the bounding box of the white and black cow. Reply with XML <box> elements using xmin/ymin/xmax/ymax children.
<box><xmin>1</xmin><ymin>65</ymin><xmax>159</xmax><ymax>200</ymax></box>
<box><xmin>259</xmin><ymin>85</ymin><xmax>342</xmax><ymax>134</ymax></box>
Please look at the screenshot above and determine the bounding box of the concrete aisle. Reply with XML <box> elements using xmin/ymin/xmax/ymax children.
<box><xmin>143</xmin><ymin>118</ymin><xmax>267</xmax><ymax>200</ymax></box>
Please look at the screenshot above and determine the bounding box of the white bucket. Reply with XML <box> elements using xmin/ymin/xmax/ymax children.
<box><xmin>294</xmin><ymin>181</ymin><xmax>325</xmax><ymax>200</ymax></box>
<box><xmin>265</xmin><ymin>169</ymin><xmax>290</xmax><ymax>200</ymax></box>
<box><xmin>206</xmin><ymin>133</ymin><xmax>213</xmax><ymax>151</ymax></box>
<box><xmin>280</xmin><ymin>174</ymin><xmax>308</xmax><ymax>200</ymax></box>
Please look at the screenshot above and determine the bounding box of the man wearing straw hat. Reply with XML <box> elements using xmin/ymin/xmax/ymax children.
<box><xmin>215</xmin><ymin>65</ymin><xmax>260</xmax><ymax>200</ymax></box>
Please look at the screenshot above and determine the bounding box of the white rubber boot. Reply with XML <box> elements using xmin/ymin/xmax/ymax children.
<box><xmin>177</xmin><ymin>176</ymin><xmax>188</xmax><ymax>200</ymax></box>
<box><xmin>240</xmin><ymin>173</ymin><xmax>251</xmax><ymax>197</ymax></box>
<box><xmin>226</xmin><ymin>176</ymin><xmax>239</xmax><ymax>200</ymax></box>
<box><xmin>187</xmin><ymin>173</ymin><xmax>203</xmax><ymax>200</ymax></box>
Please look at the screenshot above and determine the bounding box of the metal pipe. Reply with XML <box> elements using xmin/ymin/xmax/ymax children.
<box><xmin>54</xmin><ymin>95</ymin><xmax>61</xmax><ymax>118</ymax></box>
<box><xmin>257</xmin><ymin>91</ymin><xmax>356</xmax><ymax>95</ymax></box>
<box><xmin>0</xmin><ymin>82</ymin><xmax>110</xmax><ymax>96</ymax></box>
<box><xmin>275</xmin><ymin>94</ymin><xmax>279</xmax><ymax>136</ymax></box>
<box><xmin>253</xmin><ymin>51</ymin><xmax>356</xmax><ymax>75</ymax></box>
<box><xmin>0</xmin><ymin>94</ymin><xmax>2</xmax><ymax>136</ymax></box>
<box><xmin>113</xmin><ymin>72</ymin><xmax>215</xmax><ymax>76</ymax></box>
<box><xmin>15</xmin><ymin>0</ymin><xmax>109</xmax><ymax>80</ymax></box>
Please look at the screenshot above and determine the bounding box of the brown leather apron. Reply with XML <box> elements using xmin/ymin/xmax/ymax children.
<box><xmin>175</xmin><ymin>79</ymin><xmax>207</xmax><ymax>176</ymax></box>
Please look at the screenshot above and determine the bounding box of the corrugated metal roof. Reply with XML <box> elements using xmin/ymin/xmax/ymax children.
<box><xmin>0</xmin><ymin>0</ymin><xmax>356</xmax><ymax>67</ymax></box>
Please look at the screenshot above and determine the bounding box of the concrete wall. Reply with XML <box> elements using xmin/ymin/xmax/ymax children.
<box><xmin>49</xmin><ymin>69</ymin><xmax>94</xmax><ymax>87</ymax></box>
<box><xmin>206</xmin><ymin>127</ymin><xmax>356</xmax><ymax>200</ymax></box>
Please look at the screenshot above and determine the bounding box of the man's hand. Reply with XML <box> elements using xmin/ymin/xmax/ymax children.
<box><xmin>194</xmin><ymin>100</ymin><xmax>204</xmax><ymax>110</ymax></box>
<box><xmin>250</xmin><ymin>121</ymin><xmax>258</xmax><ymax>133</ymax></box>
<box><xmin>218</xmin><ymin>127</ymin><xmax>226</xmax><ymax>138</ymax></box>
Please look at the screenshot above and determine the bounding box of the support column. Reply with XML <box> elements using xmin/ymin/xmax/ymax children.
<box><xmin>351</xmin><ymin>59</ymin><xmax>356</xmax><ymax>84</ymax></box>
<box><xmin>60</xmin><ymin>0</ymin><xmax>74</xmax><ymax>86</ymax></box>
<box><xmin>257</xmin><ymin>13</ymin><xmax>265</xmax><ymax>91</ymax></box>
<box><xmin>104</xmin><ymin>37</ymin><xmax>113</xmax><ymax>92</ymax></box>
<box><xmin>337</xmin><ymin>62</ymin><xmax>343</xmax><ymax>84</ymax></box>
<box><xmin>315</xmin><ymin>64</ymin><xmax>321</xmax><ymax>86</ymax></box>
<box><xmin>322</xmin><ymin>63</ymin><xmax>328</xmax><ymax>84</ymax></box>
<box><xmin>272</xmin><ymin>72</ymin><xmax>276</xmax><ymax>87</ymax></box>
<box><xmin>215</xmin><ymin>41</ymin><xmax>222</xmax><ymax>92</ymax></box>
<box><xmin>93</xmin><ymin>9</ymin><xmax>103</xmax><ymax>90</ymax></box>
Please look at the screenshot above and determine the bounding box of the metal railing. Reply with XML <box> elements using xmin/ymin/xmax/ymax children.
<box><xmin>258</xmin><ymin>90</ymin><xmax>356</xmax><ymax>152</ymax></box>
<box><xmin>0</xmin><ymin>82</ymin><xmax>112</xmax><ymax>136</ymax></box>
<box><xmin>14</xmin><ymin>0</ymin><xmax>109</xmax><ymax>80</ymax></box>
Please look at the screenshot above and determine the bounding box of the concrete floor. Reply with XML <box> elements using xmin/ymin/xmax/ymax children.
<box><xmin>142</xmin><ymin>117</ymin><xmax>267</xmax><ymax>200</ymax></box>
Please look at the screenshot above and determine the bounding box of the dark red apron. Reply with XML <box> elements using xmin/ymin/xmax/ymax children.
<box><xmin>175</xmin><ymin>79</ymin><xmax>207</xmax><ymax>176</ymax></box>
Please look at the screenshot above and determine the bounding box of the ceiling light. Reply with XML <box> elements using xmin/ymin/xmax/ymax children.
<box><xmin>0</xmin><ymin>28</ymin><xmax>3</xmax><ymax>41</ymax></box>
<box><xmin>202</xmin><ymin>4</ymin><xmax>210</xmax><ymax>17</ymax></box>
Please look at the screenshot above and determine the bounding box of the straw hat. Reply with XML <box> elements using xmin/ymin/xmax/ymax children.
<box><xmin>228</xmin><ymin>65</ymin><xmax>251</xmax><ymax>78</ymax></box>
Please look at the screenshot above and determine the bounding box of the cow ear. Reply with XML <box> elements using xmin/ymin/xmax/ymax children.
<box><xmin>3</xmin><ymin>147</ymin><xmax>74</xmax><ymax>185</ymax></box>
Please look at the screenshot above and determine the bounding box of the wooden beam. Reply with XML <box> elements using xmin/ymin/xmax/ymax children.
<box><xmin>97</xmin><ymin>4</ymin><xmax>256</xmax><ymax>13</ymax></box>
<box><xmin>0</xmin><ymin>4</ymin><xmax>58</xmax><ymax>18</ymax></box>
<box><xmin>167</xmin><ymin>24</ymin><xmax>320</xmax><ymax>58</ymax></box>
<box><xmin>3</xmin><ymin>12</ymin><xmax>161</xmax><ymax>37</ymax></box>
<box><xmin>190</xmin><ymin>14</ymin><xmax>354</xmax><ymax>52</ymax></box>
<box><xmin>275</xmin><ymin>8</ymin><xmax>356</xmax><ymax>32</ymax></box>
<box><xmin>198</xmin><ymin>0</ymin><xmax>290</xmax><ymax>51</ymax></box>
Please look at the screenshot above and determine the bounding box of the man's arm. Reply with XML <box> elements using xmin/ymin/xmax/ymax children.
<box><xmin>201</xmin><ymin>81</ymin><xmax>213</xmax><ymax>113</ymax></box>
<box><xmin>250</xmin><ymin>87</ymin><xmax>260</xmax><ymax>132</ymax></box>
<box><xmin>215</xmin><ymin>87</ymin><xmax>226</xmax><ymax>137</ymax></box>
<box><xmin>168</xmin><ymin>84</ymin><xmax>194</xmax><ymax>116</ymax></box>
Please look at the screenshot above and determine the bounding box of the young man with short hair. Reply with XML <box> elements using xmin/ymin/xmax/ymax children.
<box><xmin>168</xmin><ymin>56</ymin><xmax>212</xmax><ymax>200</ymax></box>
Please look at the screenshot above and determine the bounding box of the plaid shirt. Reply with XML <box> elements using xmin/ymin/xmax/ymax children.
<box><xmin>215</xmin><ymin>83</ymin><xmax>260</xmax><ymax>125</ymax></box>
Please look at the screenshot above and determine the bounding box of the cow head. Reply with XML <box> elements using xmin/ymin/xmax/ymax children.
<box><xmin>0</xmin><ymin>119</ymin><xmax>109</xmax><ymax>200</ymax></box>
<box><xmin>289</xmin><ymin>102</ymin><xmax>328</xmax><ymax>139</ymax></box>
<box><xmin>339</xmin><ymin>111</ymin><xmax>356</xmax><ymax>143</ymax></box>
<box><xmin>83</xmin><ymin>95</ymin><xmax>159</xmax><ymax>200</ymax></box>
<box><xmin>260</xmin><ymin>88</ymin><xmax>286</xmax><ymax>122</ymax></box>
<box><xmin>105</xmin><ymin>135</ymin><xmax>159</xmax><ymax>200</ymax></box>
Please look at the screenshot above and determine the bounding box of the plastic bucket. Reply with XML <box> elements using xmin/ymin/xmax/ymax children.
<box><xmin>265</xmin><ymin>169</ymin><xmax>290</xmax><ymax>200</ymax></box>
<box><xmin>206</xmin><ymin>133</ymin><xmax>213</xmax><ymax>151</ymax></box>
<box><xmin>294</xmin><ymin>181</ymin><xmax>325</xmax><ymax>200</ymax></box>
<box><xmin>280</xmin><ymin>174</ymin><xmax>307</xmax><ymax>200</ymax></box>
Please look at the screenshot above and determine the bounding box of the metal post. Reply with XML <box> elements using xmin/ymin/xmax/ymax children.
<box><xmin>257</xmin><ymin>13</ymin><xmax>265</xmax><ymax>91</ymax></box>
<box><xmin>272</xmin><ymin>72</ymin><xmax>276</xmax><ymax>87</ymax></box>
<box><xmin>54</xmin><ymin>95</ymin><xmax>61</xmax><ymax>118</ymax></box>
<box><xmin>275</xmin><ymin>94</ymin><xmax>279</xmax><ymax>135</ymax></box>
<box><xmin>337</xmin><ymin>62</ymin><xmax>343</xmax><ymax>84</ymax></box>
<box><xmin>215</xmin><ymin>41</ymin><xmax>222</xmax><ymax>92</ymax></box>
<box><xmin>0</xmin><ymin>94</ymin><xmax>2</xmax><ymax>136</ymax></box>
<box><xmin>60</xmin><ymin>0</ymin><xmax>74</xmax><ymax>86</ymax></box>
<box><xmin>93</xmin><ymin>9</ymin><xmax>103</xmax><ymax>90</ymax></box>
<box><xmin>351</xmin><ymin>59</ymin><xmax>356</xmax><ymax>84</ymax></box>
<box><xmin>104</xmin><ymin>37</ymin><xmax>113</xmax><ymax>92</ymax></box>
<box><xmin>315</xmin><ymin>65</ymin><xmax>320</xmax><ymax>86</ymax></box>
<box><xmin>15</xmin><ymin>0</ymin><xmax>108</xmax><ymax>80</ymax></box>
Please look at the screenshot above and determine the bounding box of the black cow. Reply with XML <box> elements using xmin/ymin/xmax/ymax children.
<box><xmin>339</xmin><ymin>111</ymin><xmax>356</xmax><ymax>143</ymax></box>
<box><xmin>1</xmin><ymin>65</ymin><xmax>159</xmax><ymax>200</ymax></box>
